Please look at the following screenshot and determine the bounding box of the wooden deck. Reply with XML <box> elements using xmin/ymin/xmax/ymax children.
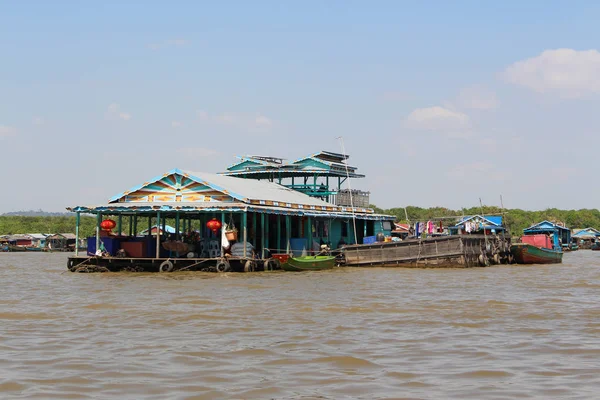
<box><xmin>67</xmin><ymin>256</ymin><xmax>270</xmax><ymax>273</ymax></box>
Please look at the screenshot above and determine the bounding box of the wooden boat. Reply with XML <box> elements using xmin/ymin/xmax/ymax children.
<box><xmin>282</xmin><ymin>255</ymin><xmax>336</xmax><ymax>271</ymax></box>
<box><xmin>25</xmin><ymin>246</ymin><xmax>43</xmax><ymax>252</ymax></box>
<box><xmin>341</xmin><ymin>234</ymin><xmax>512</xmax><ymax>268</ymax></box>
<box><xmin>510</xmin><ymin>221</ymin><xmax>567</xmax><ymax>264</ymax></box>
<box><xmin>7</xmin><ymin>245</ymin><xmax>27</xmax><ymax>252</ymax></box>
<box><xmin>510</xmin><ymin>243</ymin><xmax>563</xmax><ymax>264</ymax></box>
<box><xmin>591</xmin><ymin>242</ymin><xmax>600</xmax><ymax>251</ymax></box>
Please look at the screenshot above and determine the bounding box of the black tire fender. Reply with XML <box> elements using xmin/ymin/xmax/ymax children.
<box><xmin>216</xmin><ymin>259</ymin><xmax>231</xmax><ymax>273</ymax></box>
<box><xmin>159</xmin><ymin>260</ymin><xmax>174</xmax><ymax>273</ymax></box>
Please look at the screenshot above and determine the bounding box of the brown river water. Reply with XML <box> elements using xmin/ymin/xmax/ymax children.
<box><xmin>1</xmin><ymin>251</ymin><xmax>599</xmax><ymax>399</ymax></box>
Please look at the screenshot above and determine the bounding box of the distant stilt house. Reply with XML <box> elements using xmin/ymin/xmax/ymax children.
<box><xmin>7</xmin><ymin>234</ymin><xmax>33</xmax><ymax>247</ymax></box>
<box><xmin>47</xmin><ymin>233</ymin><xmax>77</xmax><ymax>251</ymax></box>
<box><xmin>448</xmin><ymin>215</ymin><xmax>506</xmax><ymax>235</ymax></box>
<box><xmin>571</xmin><ymin>227</ymin><xmax>600</xmax><ymax>249</ymax></box>
<box><xmin>0</xmin><ymin>236</ymin><xmax>8</xmax><ymax>251</ymax></box>
<box><xmin>27</xmin><ymin>233</ymin><xmax>48</xmax><ymax>249</ymax></box>
<box><xmin>138</xmin><ymin>225</ymin><xmax>178</xmax><ymax>237</ymax></box>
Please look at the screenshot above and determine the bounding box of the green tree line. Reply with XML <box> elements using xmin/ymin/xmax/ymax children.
<box><xmin>370</xmin><ymin>205</ymin><xmax>600</xmax><ymax>235</ymax></box>
<box><xmin>3</xmin><ymin>207</ymin><xmax>600</xmax><ymax>237</ymax></box>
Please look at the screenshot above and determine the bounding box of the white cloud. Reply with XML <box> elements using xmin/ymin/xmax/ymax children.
<box><xmin>196</xmin><ymin>110</ymin><xmax>209</xmax><ymax>121</ymax></box>
<box><xmin>404</xmin><ymin>106</ymin><xmax>471</xmax><ymax>137</ymax></box>
<box><xmin>32</xmin><ymin>116</ymin><xmax>44</xmax><ymax>125</ymax></box>
<box><xmin>177</xmin><ymin>147</ymin><xmax>219</xmax><ymax>157</ymax></box>
<box><xmin>171</xmin><ymin>121</ymin><xmax>184</xmax><ymax>128</ymax></box>
<box><xmin>255</xmin><ymin>115</ymin><xmax>273</xmax><ymax>127</ymax></box>
<box><xmin>505</xmin><ymin>48</ymin><xmax>600</xmax><ymax>98</ymax></box>
<box><xmin>106</xmin><ymin>103</ymin><xmax>131</xmax><ymax>121</ymax></box>
<box><xmin>0</xmin><ymin>125</ymin><xmax>17</xmax><ymax>138</ymax></box>
<box><xmin>454</xmin><ymin>86</ymin><xmax>498</xmax><ymax>110</ymax></box>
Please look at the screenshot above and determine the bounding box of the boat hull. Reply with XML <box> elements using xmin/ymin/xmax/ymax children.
<box><xmin>282</xmin><ymin>256</ymin><xmax>336</xmax><ymax>271</ymax></box>
<box><xmin>510</xmin><ymin>243</ymin><xmax>563</xmax><ymax>264</ymax></box>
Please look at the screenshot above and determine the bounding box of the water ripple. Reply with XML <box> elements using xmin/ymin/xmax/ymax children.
<box><xmin>1</xmin><ymin>251</ymin><xmax>599</xmax><ymax>399</ymax></box>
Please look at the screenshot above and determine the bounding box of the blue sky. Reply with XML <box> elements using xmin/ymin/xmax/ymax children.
<box><xmin>2</xmin><ymin>1</ymin><xmax>600</xmax><ymax>212</ymax></box>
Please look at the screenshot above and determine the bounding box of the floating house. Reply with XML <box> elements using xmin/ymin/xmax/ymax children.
<box><xmin>522</xmin><ymin>220</ymin><xmax>571</xmax><ymax>249</ymax></box>
<box><xmin>571</xmin><ymin>227</ymin><xmax>600</xmax><ymax>249</ymax></box>
<box><xmin>138</xmin><ymin>225</ymin><xmax>178</xmax><ymax>236</ymax></box>
<box><xmin>47</xmin><ymin>233</ymin><xmax>77</xmax><ymax>251</ymax></box>
<box><xmin>447</xmin><ymin>215</ymin><xmax>506</xmax><ymax>235</ymax></box>
<box><xmin>392</xmin><ymin>223</ymin><xmax>411</xmax><ymax>239</ymax></box>
<box><xmin>67</xmin><ymin>153</ymin><xmax>395</xmax><ymax>272</ymax></box>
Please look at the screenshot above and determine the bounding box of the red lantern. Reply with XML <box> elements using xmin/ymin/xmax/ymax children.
<box><xmin>100</xmin><ymin>219</ymin><xmax>116</xmax><ymax>231</ymax></box>
<box><xmin>206</xmin><ymin>218</ymin><xmax>222</xmax><ymax>234</ymax></box>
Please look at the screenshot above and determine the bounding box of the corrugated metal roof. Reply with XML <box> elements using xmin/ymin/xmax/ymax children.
<box><xmin>182</xmin><ymin>170</ymin><xmax>335</xmax><ymax>208</ymax></box>
<box><xmin>27</xmin><ymin>233</ymin><xmax>48</xmax><ymax>240</ymax></box>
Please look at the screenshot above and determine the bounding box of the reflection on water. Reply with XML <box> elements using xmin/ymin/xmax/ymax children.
<box><xmin>1</xmin><ymin>251</ymin><xmax>599</xmax><ymax>399</ymax></box>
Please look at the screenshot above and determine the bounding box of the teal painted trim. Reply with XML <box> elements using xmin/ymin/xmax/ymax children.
<box><xmin>95</xmin><ymin>213</ymin><xmax>101</xmax><ymax>255</ymax></box>
<box><xmin>253</xmin><ymin>212</ymin><xmax>257</xmax><ymax>247</ymax></box>
<box><xmin>75</xmin><ymin>212</ymin><xmax>80</xmax><ymax>256</ymax></box>
<box><xmin>261</xmin><ymin>213</ymin><xmax>265</xmax><ymax>259</ymax></box>
<box><xmin>242</xmin><ymin>212</ymin><xmax>248</xmax><ymax>258</ymax></box>
<box><xmin>221</xmin><ymin>212</ymin><xmax>225</xmax><ymax>257</ymax></box>
<box><xmin>156</xmin><ymin>212</ymin><xmax>161</xmax><ymax>258</ymax></box>
<box><xmin>277</xmin><ymin>215</ymin><xmax>281</xmax><ymax>254</ymax></box>
<box><xmin>306</xmin><ymin>217</ymin><xmax>312</xmax><ymax>255</ymax></box>
<box><xmin>285</xmin><ymin>215</ymin><xmax>291</xmax><ymax>252</ymax></box>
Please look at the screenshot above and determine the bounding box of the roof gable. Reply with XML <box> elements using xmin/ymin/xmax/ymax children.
<box><xmin>455</xmin><ymin>215</ymin><xmax>502</xmax><ymax>227</ymax></box>
<box><xmin>109</xmin><ymin>169</ymin><xmax>238</xmax><ymax>204</ymax></box>
<box><xmin>107</xmin><ymin>169</ymin><xmax>340</xmax><ymax>210</ymax></box>
<box><xmin>524</xmin><ymin>220</ymin><xmax>570</xmax><ymax>233</ymax></box>
<box><xmin>572</xmin><ymin>227</ymin><xmax>600</xmax><ymax>236</ymax></box>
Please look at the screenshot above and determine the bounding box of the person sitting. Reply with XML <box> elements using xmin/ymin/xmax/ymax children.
<box><xmin>229</xmin><ymin>240</ymin><xmax>255</xmax><ymax>258</ymax></box>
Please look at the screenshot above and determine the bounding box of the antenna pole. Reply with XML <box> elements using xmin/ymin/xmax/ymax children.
<box><xmin>337</xmin><ymin>136</ymin><xmax>358</xmax><ymax>247</ymax></box>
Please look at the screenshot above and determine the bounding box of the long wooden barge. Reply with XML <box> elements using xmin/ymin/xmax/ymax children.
<box><xmin>340</xmin><ymin>234</ymin><xmax>512</xmax><ymax>268</ymax></box>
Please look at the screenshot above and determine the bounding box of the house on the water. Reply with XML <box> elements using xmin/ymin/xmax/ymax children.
<box><xmin>571</xmin><ymin>227</ymin><xmax>600</xmax><ymax>249</ymax></box>
<box><xmin>448</xmin><ymin>215</ymin><xmax>506</xmax><ymax>235</ymax></box>
<box><xmin>66</xmin><ymin>151</ymin><xmax>395</xmax><ymax>272</ymax></box>
<box><xmin>521</xmin><ymin>220</ymin><xmax>571</xmax><ymax>250</ymax></box>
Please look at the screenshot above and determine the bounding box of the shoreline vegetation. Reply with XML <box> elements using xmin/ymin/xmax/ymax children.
<box><xmin>2</xmin><ymin>206</ymin><xmax>600</xmax><ymax>238</ymax></box>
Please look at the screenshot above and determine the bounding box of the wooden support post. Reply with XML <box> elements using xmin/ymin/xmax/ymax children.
<box><xmin>155</xmin><ymin>212</ymin><xmax>161</xmax><ymax>258</ymax></box>
<box><xmin>285</xmin><ymin>215</ymin><xmax>291</xmax><ymax>253</ymax></box>
<box><xmin>221</xmin><ymin>212</ymin><xmax>225</xmax><ymax>257</ymax></box>
<box><xmin>128</xmin><ymin>215</ymin><xmax>133</xmax><ymax>237</ymax></box>
<box><xmin>95</xmin><ymin>213</ymin><xmax>101</xmax><ymax>255</ymax></box>
<box><xmin>175</xmin><ymin>212</ymin><xmax>180</xmax><ymax>241</ymax></box>
<box><xmin>306</xmin><ymin>216</ymin><xmax>312</xmax><ymax>255</ymax></box>
<box><xmin>252</xmin><ymin>212</ymin><xmax>257</xmax><ymax>245</ymax></box>
<box><xmin>75</xmin><ymin>211</ymin><xmax>80</xmax><ymax>256</ymax></box>
<box><xmin>261</xmin><ymin>213</ymin><xmax>265</xmax><ymax>259</ymax></box>
<box><xmin>117</xmin><ymin>214</ymin><xmax>122</xmax><ymax>236</ymax></box>
<box><xmin>133</xmin><ymin>215</ymin><xmax>137</xmax><ymax>237</ymax></box>
<box><xmin>148</xmin><ymin>216</ymin><xmax>152</xmax><ymax>236</ymax></box>
<box><xmin>242</xmin><ymin>211</ymin><xmax>248</xmax><ymax>258</ymax></box>
<box><xmin>277</xmin><ymin>214</ymin><xmax>281</xmax><ymax>255</ymax></box>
